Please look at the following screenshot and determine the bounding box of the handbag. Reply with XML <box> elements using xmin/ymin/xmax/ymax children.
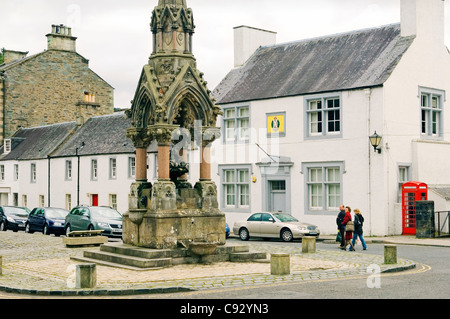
<box><xmin>345</xmin><ymin>221</ymin><xmax>354</xmax><ymax>232</ymax></box>
<box><xmin>336</xmin><ymin>231</ymin><xmax>342</xmax><ymax>242</ymax></box>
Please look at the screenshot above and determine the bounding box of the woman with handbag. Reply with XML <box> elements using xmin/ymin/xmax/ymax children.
<box><xmin>350</xmin><ymin>209</ymin><xmax>367</xmax><ymax>251</ymax></box>
<box><xmin>341</xmin><ymin>206</ymin><xmax>354</xmax><ymax>251</ymax></box>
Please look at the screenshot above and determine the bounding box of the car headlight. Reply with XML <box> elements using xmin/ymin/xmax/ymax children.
<box><xmin>97</xmin><ymin>222</ymin><xmax>110</xmax><ymax>228</ymax></box>
<box><xmin>298</xmin><ymin>226</ymin><xmax>308</xmax><ymax>231</ymax></box>
<box><xmin>6</xmin><ymin>216</ymin><xmax>15</xmax><ymax>223</ymax></box>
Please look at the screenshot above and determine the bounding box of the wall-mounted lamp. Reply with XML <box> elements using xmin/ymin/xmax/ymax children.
<box><xmin>369</xmin><ymin>131</ymin><xmax>382</xmax><ymax>154</ymax></box>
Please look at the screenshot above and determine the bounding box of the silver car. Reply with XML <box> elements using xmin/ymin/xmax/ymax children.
<box><xmin>233</xmin><ymin>212</ymin><xmax>320</xmax><ymax>242</ymax></box>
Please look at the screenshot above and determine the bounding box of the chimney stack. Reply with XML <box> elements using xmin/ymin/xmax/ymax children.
<box><xmin>1</xmin><ymin>49</ymin><xmax>29</xmax><ymax>64</ymax></box>
<box><xmin>401</xmin><ymin>0</ymin><xmax>445</xmax><ymax>44</ymax></box>
<box><xmin>46</xmin><ymin>24</ymin><xmax>77</xmax><ymax>52</ymax></box>
<box><xmin>234</xmin><ymin>26</ymin><xmax>277</xmax><ymax>68</ymax></box>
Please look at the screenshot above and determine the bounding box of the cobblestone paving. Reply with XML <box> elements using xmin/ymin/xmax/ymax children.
<box><xmin>0</xmin><ymin>231</ymin><xmax>416</xmax><ymax>295</ymax></box>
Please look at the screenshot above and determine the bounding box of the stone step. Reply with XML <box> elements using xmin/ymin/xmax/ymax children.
<box><xmin>83</xmin><ymin>250</ymin><xmax>172</xmax><ymax>269</ymax></box>
<box><xmin>70</xmin><ymin>256</ymin><xmax>155</xmax><ymax>271</ymax></box>
<box><xmin>229</xmin><ymin>252</ymin><xmax>267</xmax><ymax>262</ymax></box>
<box><xmin>100</xmin><ymin>243</ymin><xmax>180</xmax><ymax>259</ymax></box>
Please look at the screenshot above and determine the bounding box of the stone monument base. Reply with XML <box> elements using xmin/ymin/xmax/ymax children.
<box><xmin>122</xmin><ymin>209</ymin><xmax>226</xmax><ymax>250</ymax></box>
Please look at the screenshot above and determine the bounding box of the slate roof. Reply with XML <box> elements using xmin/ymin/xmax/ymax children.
<box><xmin>51</xmin><ymin>112</ymin><xmax>140</xmax><ymax>158</ymax></box>
<box><xmin>50</xmin><ymin>112</ymin><xmax>157</xmax><ymax>158</ymax></box>
<box><xmin>213</xmin><ymin>24</ymin><xmax>415</xmax><ymax>105</ymax></box>
<box><xmin>0</xmin><ymin>122</ymin><xmax>78</xmax><ymax>161</ymax></box>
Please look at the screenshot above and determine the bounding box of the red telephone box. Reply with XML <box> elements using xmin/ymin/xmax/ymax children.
<box><xmin>402</xmin><ymin>182</ymin><xmax>428</xmax><ymax>235</ymax></box>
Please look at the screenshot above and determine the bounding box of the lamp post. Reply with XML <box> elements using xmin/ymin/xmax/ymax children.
<box><xmin>369</xmin><ymin>131</ymin><xmax>382</xmax><ymax>154</ymax></box>
<box><xmin>76</xmin><ymin>142</ymin><xmax>85</xmax><ymax>206</ymax></box>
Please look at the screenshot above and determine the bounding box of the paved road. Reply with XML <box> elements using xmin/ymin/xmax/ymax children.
<box><xmin>1</xmin><ymin>231</ymin><xmax>448</xmax><ymax>303</ymax></box>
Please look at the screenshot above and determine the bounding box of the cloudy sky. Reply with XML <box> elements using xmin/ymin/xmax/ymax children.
<box><xmin>2</xmin><ymin>0</ymin><xmax>450</xmax><ymax>108</ymax></box>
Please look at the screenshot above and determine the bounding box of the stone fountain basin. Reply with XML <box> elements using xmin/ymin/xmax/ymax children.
<box><xmin>188</xmin><ymin>242</ymin><xmax>218</xmax><ymax>256</ymax></box>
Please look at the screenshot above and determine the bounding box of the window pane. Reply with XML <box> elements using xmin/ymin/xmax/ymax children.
<box><xmin>224</xmin><ymin>109</ymin><xmax>235</xmax><ymax>118</ymax></box>
<box><xmin>421</xmin><ymin>94</ymin><xmax>428</xmax><ymax>107</ymax></box>
<box><xmin>309</xmin><ymin>112</ymin><xmax>322</xmax><ymax>134</ymax></box>
<box><xmin>309</xmin><ymin>100</ymin><xmax>322</xmax><ymax>110</ymax></box>
<box><xmin>239</xmin><ymin>118</ymin><xmax>250</xmax><ymax>139</ymax></box>
<box><xmin>238</xmin><ymin>170</ymin><xmax>249</xmax><ymax>183</ymax></box>
<box><xmin>327</xmin><ymin>184</ymin><xmax>340</xmax><ymax>208</ymax></box>
<box><xmin>225</xmin><ymin>170</ymin><xmax>235</xmax><ymax>183</ymax></box>
<box><xmin>226</xmin><ymin>185</ymin><xmax>235</xmax><ymax>206</ymax></box>
<box><xmin>239</xmin><ymin>184</ymin><xmax>250</xmax><ymax>206</ymax></box>
<box><xmin>239</xmin><ymin>107</ymin><xmax>249</xmax><ymax>117</ymax></box>
<box><xmin>309</xmin><ymin>168</ymin><xmax>323</xmax><ymax>182</ymax></box>
<box><xmin>326</xmin><ymin>167</ymin><xmax>340</xmax><ymax>182</ymax></box>
<box><xmin>310</xmin><ymin>184</ymin><xmax>323</xmax><ymax>208</ymax></box>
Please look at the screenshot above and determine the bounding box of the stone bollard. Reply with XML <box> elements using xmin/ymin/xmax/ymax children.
<box><xmin>0</xmin><ymin>256</ymin><xmax>2</xmax><ymax>276</ymax></box>
<box><xmin>271</xmin><ymin>254</ymin><xmax>290</xmax><ymax>276</ymax></box>
<box><xmin>302</xmin><ymin>237</ymin><xmax>316</xmax><ymax>253</ymax></box>
<box><xmin>384</xmin><ymin>245</ymin><xmax>397</xmax><ymax>264</ymax></box>
<box><xmin>76</xmin><ymin>264</ymin><xmax>97</xmax><ymax>289</ymax></box>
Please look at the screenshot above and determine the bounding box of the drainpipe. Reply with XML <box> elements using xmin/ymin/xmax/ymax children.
<box><xmin>48</xmin><ymin>155</ymin><xmax>51</xmax><ymax>207</ymax></box>
<box><xmin>0</xmin><ymin>71</ymin><xmax>6</xmax><ymax>142</ymax></box>
<box><xmin>365</xmin><ymin>88</ymin><xmax>373</xmax><ymax>237</ymax></box>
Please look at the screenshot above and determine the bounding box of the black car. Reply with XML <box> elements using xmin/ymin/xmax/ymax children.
<box><xmin>26</xmin><ymin>207</ymin><xmax>69</xmax><ymax>236</ymax></box>
<box><xmin>0</xmin><ymin>206</ymin><xmax>31</xmax><ymax>232</ymax></box>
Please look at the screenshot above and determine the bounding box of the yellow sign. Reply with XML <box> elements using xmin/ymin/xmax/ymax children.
<box><xmin>267</xmin><ymin>114</ymin><xmax>285</xmax><ymax>134</ymax></box>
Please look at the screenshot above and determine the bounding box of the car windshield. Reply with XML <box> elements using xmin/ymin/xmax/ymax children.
<box><xmin>90</xmin><ymin>207</ymin><xmax>122</xmax><ymax>220</ymax></box>
<box><xmin>273</xmin><ymin>213</ymin><xmax>299</xmax><ymax>223</ymax></box>
<box><xmin>3</xmin><ymin>207</ymin><xmax>29</xmax><ymax>217</ymax></box>
<box><xmin>45</xmin><ymin>208</ymin><xmax>68</xmax><ymax>219</ymax></box>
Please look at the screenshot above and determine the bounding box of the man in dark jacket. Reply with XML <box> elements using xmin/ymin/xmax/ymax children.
<box><xmin>336</xmin><ymin>205</ymin><xmax>346</xmax><ymax>249</ymax></box>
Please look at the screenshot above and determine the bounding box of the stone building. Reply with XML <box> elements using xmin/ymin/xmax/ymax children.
<box><xmin>0</xmin><ymin>25</ymin><xmax>114</xmax><ymax>144</ymax></box>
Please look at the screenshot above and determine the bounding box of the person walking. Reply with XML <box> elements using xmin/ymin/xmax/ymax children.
<box><xmin>336</xmin><ymin>205</ymin><xmax>346</xmax><ymax>249</ymax></box>
<box><xmin>342</xmin><ymin>206</ymin><xmax>354</xmax><ymax>251</ymax></box>
<box><xmin>350</xmin><ymin>209</ymin><xmax>367</xmax><ymax>251</ymax></box>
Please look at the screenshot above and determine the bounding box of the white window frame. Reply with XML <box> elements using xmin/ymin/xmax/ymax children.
<box><xmin>222</xmin><ymin>105</ymin><xmax>250</xmax><ymax>143</ymax></box>
<box><xmin>65</xmin><ymin>160</ymin><xmax>72</xmax><ymax>181</ymax></box>
<box><xmin>219</xmin><ymin>165</ymin><xmax>251</xmax><ymax>213</ymax></box>
<box><xmin>109</xmin><ymin>194</ymin><xmax>118</xmax><ymax>210</ymax></box>
<box><xmin>30</xmin><ymin>163</ymin><xmax>36</xmax><ymax>183</ymax></box>
<box><xmin>109</xmin><ymin>158</ymin><xmax>117</xmax><ymax>180</ymax></box>
<box><xmin>14</xmin><ymin>164</ymin><xmax>19</xmax><ymax>181</ymax></box>
<box><xmin>303</xmin><ymin>162</ymin><xmax>344</xmax><ymax>215</ymax></box>
<box><xmin>305</xmin><ymin>93</ymin><xmax>342</xmax><ymax>139</ymax></box>
<box><xmin>91</xmin><ymin>159</ymin><xmax>98</xmax><ymax>181</ymax></box>
<box><xmin>128</xmin><ymin>156</ymin><xmax>136</xmax><ymax>179</ymax></box>
<box><xmin>420</xmin><ymin>87</ymin><xmax>444</xmax><ymax>139</ymax></box>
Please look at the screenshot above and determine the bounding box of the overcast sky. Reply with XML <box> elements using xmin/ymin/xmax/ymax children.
<box><xmin>2</xmin><ymin>0</ymin><xmax>450</xmax><ymax>108</ymax></box>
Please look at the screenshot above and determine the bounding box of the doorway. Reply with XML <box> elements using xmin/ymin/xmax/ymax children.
<box><xmin>91</xmin><ymin>194</ymin><xmax>99</xmax><ymax>207</ymax></box>
<box><xmin>269</xmin><ymin>180</ymin><xmax>286</xmax><ymax>213</ymax></box>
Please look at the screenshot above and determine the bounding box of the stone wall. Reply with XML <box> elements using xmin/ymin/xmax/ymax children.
<box><xmin>2</xmin><ymin>50</ymin><xmax>114</xmax><ymax>139</ymax></box>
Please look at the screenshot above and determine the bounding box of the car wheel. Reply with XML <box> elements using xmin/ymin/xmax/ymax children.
<box><xmin>65</xmin><ymin>225</ymin><xmax>72</xmax><ymax>237</ymax></box>
<box><xmin>43</xmin><ymin>224</ymin><xmax>50</xmax><ymax>235</ymax></box>
<box><xmin>239</xmin><ymin>227</ymin><xmax>250</xmax><ymax>241</ymax></box>
<box><xmin>0</xmin><ymin>222</ymin><xmax>5</xmax><ymax>231</ymax></box>
<box><xmin>281</xmin><ymin>228</ymin><xmax>293</xmax><ymax>242</ymax></box>
<box><xmin>88</xmin><ymin>225</ymin><xmax>94</xmax><ymax>231</ymax></box>
<box><xmin>25</xmin><ymin>223</ymin><xmax>34</xmax><ymax>234</ymax></box>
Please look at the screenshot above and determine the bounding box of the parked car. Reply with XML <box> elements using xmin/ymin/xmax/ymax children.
<box><xmin>225</xmin><ymin>223</ymin><xmax>230</xmax><ymax>238</ymax></box>
<box><xmin>233</xmin><ymin>212</ymin><xmax>320</xmax><ymax>242</ymax></box>
<box><xmin>26</xmin><ymin>207</ymin><xmax>69</xmax><ymax>236</ymax></box>
<box><xmin>0</xmin><ymin>206</ymin><xmax>31</xmax><ymax>232</ymax></box>
<box><xmin>65</xmin><ymin>206</ymin><xmax>123</xmax><ymax>238</ymax></box>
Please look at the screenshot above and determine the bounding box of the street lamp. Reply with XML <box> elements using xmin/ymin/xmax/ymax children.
<box><xmin>369</xmin><ymin>131</ymin><xmax>382</xmax><ymax>154</ymax></box>
<box><xmin>76</xmin><ymin>142</ymin><xmax>85</xmax><ymax>206</ymax></box>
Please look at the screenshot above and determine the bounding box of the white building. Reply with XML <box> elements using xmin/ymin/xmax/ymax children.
<box><xmin>212</xmin><ymin>0</ymin><xmax>450</xmax><ymax>236</ymax></box>
<box><xmin>0</xmin><ymin>113</ymin><xmax>159</xmax><ymax>215</ymax></box>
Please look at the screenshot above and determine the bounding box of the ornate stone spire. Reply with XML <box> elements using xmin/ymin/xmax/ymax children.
<box><xmin>151</xmin><ymin>0</ymin><xmax>194</xmax><ymax>55</ymax></box>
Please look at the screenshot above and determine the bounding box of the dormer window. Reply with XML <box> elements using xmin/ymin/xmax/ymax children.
<box><xmin>4</xmin><ymin>139</ymin><xmax>11</xmax><ymax>154</ymax></box>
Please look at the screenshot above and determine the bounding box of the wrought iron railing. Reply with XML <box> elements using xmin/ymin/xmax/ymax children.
<box><xmin>435</xmin><ymin>211</ymin><xmax>450</xmax><ymax>237</ymax></box>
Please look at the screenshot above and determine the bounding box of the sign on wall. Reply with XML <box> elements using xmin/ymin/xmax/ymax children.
<box><xmin>267</xmin><ymin>112</ymin><xmax>286</xmax><ymax>137</ymax></box>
